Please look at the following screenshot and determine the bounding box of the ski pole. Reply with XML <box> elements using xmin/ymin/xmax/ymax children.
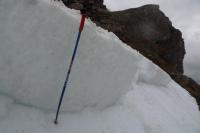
<box><xmin>54</xmin><ymin>14</ymin><xmax>86</xmax><ymax>124</ymax></box>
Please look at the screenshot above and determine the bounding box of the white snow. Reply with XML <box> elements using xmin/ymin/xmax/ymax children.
<box><xmin>0</xmin><ymin>0</ymin><xmax>200</xmax><ymax>133</ymax></box>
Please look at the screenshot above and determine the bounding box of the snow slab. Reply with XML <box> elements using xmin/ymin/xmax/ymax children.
<box><xmin>0</xmin><ymin>0</ymin><xmax>200</xmax><ymax>133</ymax></box>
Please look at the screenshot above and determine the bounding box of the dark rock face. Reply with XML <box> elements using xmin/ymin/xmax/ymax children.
<box><xmin>57</xmin><ymin>0</ymin><xmax>200</xmax><ymax>109</ymax></box>
<box><xmin>110</xmin><ymin>5</ymin><xmax>185</xmax><ymax>74</ymax></box>
<box><xmin>59</xmin><ymin>0</ymin><xmax>107</xmax><ymax>12</ymax></box>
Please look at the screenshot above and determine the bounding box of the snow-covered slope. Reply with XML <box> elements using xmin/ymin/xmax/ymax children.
<box><xmin>0</xmin><ymin>0</ymin><xmax>200</xmax><ymax>133</ymax></box>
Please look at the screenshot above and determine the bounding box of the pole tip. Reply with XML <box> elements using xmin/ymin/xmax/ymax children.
<box><xmin>54</xmin><ymin>120</ymin><xmax>58</xmax><ymax>125</ymax></box>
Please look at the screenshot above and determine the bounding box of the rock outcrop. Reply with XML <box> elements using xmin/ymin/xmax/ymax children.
<box><xmin>57</xmin><ymin>0</ymin><xmax>200</xmax><ymax>109</ymax></box>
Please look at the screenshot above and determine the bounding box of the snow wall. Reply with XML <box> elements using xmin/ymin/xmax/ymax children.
<box><xmin>0</xmin><ymin>0</ymin><xmax>142</xmax><ymax>111</ymax></box>
<box><xmin>0</xmin><ymin>0</ymin><xmax>198</xmax><ymax>113</ymax></box>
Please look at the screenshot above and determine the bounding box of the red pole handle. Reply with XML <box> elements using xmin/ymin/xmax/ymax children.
<box><xmin>79</xmin><ymin>14</ymin><xmax>86</xmax><ymax>32</ymax></box>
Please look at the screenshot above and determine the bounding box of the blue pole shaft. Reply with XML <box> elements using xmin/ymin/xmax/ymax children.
<box><xmin>54</xmin><ymin>30</ymin><xmax>82</xmax><ymax>124</ymax></box>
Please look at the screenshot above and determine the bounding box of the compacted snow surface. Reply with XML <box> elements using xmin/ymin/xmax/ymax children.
<box><xmin>0</xmin><ymin>0</ymin><xmax>200</xmax><ymax>133</ymax></box>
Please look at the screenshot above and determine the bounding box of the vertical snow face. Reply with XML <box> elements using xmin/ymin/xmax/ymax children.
<box><xmin>0</xmin><ymin>0</ymin><xmax>140</xmax><ymax>111</ymax></box>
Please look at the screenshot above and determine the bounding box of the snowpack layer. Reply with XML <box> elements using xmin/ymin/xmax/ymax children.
<box><xmin>0</xmin><ymin>0</ymin><xmax>200</xmax><ymax>133</ymax></box>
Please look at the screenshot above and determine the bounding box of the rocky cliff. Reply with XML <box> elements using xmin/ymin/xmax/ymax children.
<box><xmin>57</xmin><ymin>0</ymin><xmax>200</xmax><ymax>109</ymax></box>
